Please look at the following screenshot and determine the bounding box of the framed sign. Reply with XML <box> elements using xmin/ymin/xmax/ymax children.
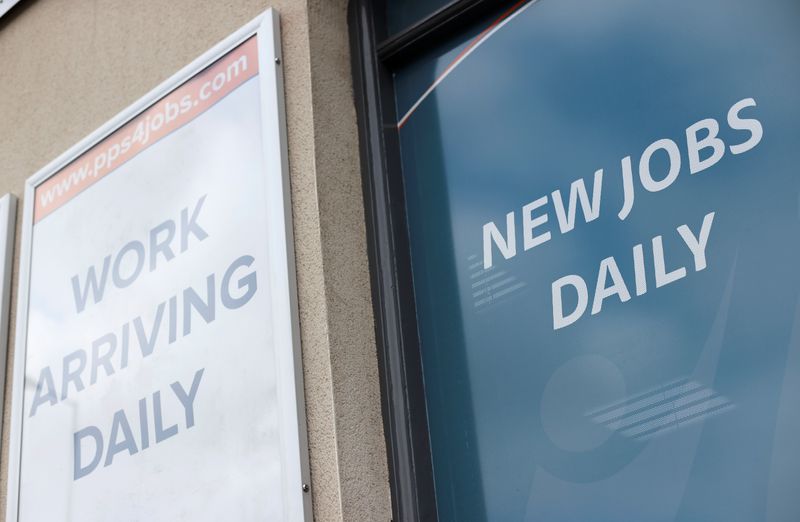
<box><xmin>5</xmin><ymin>10</ymin><xmax>311</xmax><ymax>521</ymax></box>
<box><xmin>0</xmin><ymin>194</ymin><xmax>17</xmax><ymax>423</ymax></box>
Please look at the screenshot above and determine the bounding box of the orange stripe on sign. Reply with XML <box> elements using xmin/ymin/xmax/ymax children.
<box><xmin>34</xmin><ymin>37</ymin><xmax>260</xmax><ymax>224</ymax></box>
<box><xmin>397</xmin><ymin>0</ymin><xmax>532</xmax><ymax>129</ymax></box>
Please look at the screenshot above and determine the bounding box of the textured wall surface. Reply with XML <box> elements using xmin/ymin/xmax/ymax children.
<box><xmin>305</xmin><ymin>1</ymin><xmax>392</xmax><ymax>520</ymax></box>
<box><xmin>0</xmin><ymin>0</ymin><xmax>390</xmax><ymax>520</ymax></box>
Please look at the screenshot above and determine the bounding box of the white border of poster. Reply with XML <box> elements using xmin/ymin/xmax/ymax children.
<box><xmin>0</xmin><ymin>0</ymin><xmax>23</xmax><ymax>20</ymax></box>
<box><xmin>5</xmin><ymin>10</ymin><xmax>311</xmax><ymax>521</ymax></box>
<box><xmin>0</xmin><ymin>194</ymin><xmax>17</xmax><ymax>431</ymax></box>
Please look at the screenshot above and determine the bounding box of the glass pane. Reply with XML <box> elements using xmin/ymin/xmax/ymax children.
<box><xmin>385</xmin><ymin>0</ymin><xmax>457</xmax><ymax>35</ymax></box>
<box><xmin>393</xmin><ymin>0</ymin><xmax>800</xmax><ymax>520</ymax></box>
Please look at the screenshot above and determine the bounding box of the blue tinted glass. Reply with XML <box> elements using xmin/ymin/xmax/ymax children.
<box><xmin>386</xmin><ymin>0</ymin><xmax>456</xmax><ymax>35</ymax></box>
<box><xmin>393</xmin><ymin>1</ymin><xmax>800</xmax><ymax>521</ymax></box>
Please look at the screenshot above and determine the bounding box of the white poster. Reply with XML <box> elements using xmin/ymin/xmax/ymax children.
<box><xmin>6</xmin><ymin>11</ymin><xmax>310</xmax><ymax>522</ymax></box>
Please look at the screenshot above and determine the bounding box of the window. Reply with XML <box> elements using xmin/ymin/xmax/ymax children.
<box><xmin>384</xmin><ymin>0</ymin><xmax>459</xmax><ymax>35</ymax></box>
<box><xmin>352</xmin><ymin>1</ymin><xmax>800</xmax><ymax>520</ymax></box>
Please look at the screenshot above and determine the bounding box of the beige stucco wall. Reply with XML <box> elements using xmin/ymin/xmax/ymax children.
<box><xmin>0</xmin><ymin>1</ymin><xmax>390</xmax><ymax>521</ymax></box>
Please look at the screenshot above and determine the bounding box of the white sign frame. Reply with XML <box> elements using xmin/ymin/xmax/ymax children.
<box><xmin>0</xmin><ymin>0</ymin><xmax>23</xmax><ymax>20</ymax></box>
<box><xmin>0</xmin><ymin>194</ymin><xmax>17</xmax><ymax>429</ymax></box>
<box><xmin>5</xmin><ymin>10</ymin><xmax>311</xmax><ymax>521</ymax></box>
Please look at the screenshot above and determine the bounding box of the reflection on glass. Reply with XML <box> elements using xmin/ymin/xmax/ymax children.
<box><xmin>394</xmin><ymin>0</ymin><xmax>800</xmax><ymax>520</ymax></box>
<box><xmin>385</xmin><ymin>0</ymin><xmax>458</xmax><ymax>35</ymax></box>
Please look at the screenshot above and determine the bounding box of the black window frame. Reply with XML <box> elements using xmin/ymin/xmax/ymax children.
<box><xmin>348</xmin><ymin>2</ymin><xmax>523</xmax><ymax>520</ymax></box>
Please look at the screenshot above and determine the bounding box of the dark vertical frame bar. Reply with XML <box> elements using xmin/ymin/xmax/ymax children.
<box><xmin>349</xmin><ymin>1</ymin><xmax>521</xmax><ymax>521</ymax></box>
<box><xmin>349</xmin><ymin>2</ymin><xmax>438</xmax><ymax>521</ymax></box>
